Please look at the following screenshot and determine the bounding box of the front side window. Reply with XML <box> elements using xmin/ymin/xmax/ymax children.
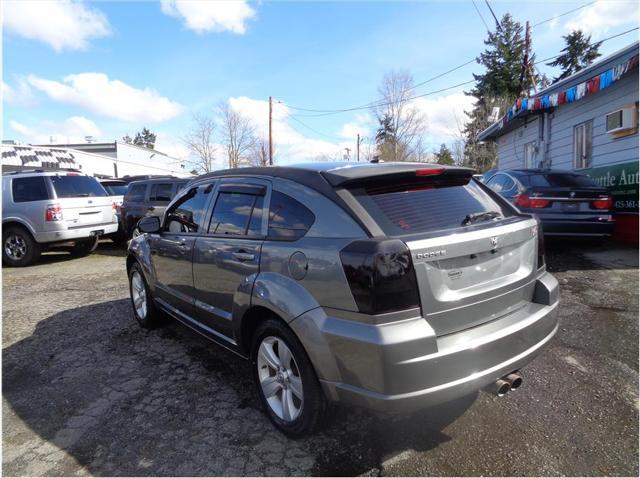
<box><xmin>12</xmin><ymin>177</ymin><xmax>50</xmax><ymax>202</ymax></box>
<box><xmin>209</xmin><ymin>192</ymin><xmax>264</xmax><ymax>236</ymax></box>
<box><xmin>164</xmin><ymin>186</ymin><xmax>211</xmax><ymax>234</ymax></box>
<box><xmin>574</xmin><ymin>121</ymin><xmax>593</xmax><ymax>169</ymax></box>
<box><xmin>50</xmin><ymin>175</ymin><xmax>107</xmax><ymax>198</ymax></box>
<box><xmin>268</xmin><ymin>191</ymin><xmax>315</xmax><ymax>240</ymax></box>
<box><xmin>149</xmin><ymin>183</ymin><xmax>173</xmax><ymax>202</ymax></box>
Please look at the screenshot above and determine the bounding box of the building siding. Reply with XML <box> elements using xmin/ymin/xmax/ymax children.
<box><xmin>496</xmin><ymin>116</ymin><xmax>540</xmax><ymax>169</ymax></box>
<box><xmin>547</xmin><ymin>71</ymin><xmax>638</xmax><ymax>170</ymax></box>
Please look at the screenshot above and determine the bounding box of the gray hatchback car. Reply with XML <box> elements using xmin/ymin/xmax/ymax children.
<box><xmin>127</xmin><ymin>162</ymin><xmax>559</xmax><ymax>436</ymax></box>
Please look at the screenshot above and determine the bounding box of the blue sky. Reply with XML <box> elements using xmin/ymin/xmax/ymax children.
<box><xmin>3</xmin><ymin>0</ymin><xmax>639</xmax><ymax>166</ymax></box>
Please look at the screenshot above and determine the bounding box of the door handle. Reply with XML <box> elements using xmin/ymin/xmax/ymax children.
<box><xmin>147</xmin><ymin>207</ymin><xmax>155</xmax><ymax>212</ymax></box>
<box><xmin>232</xmin><ymin>251</ymin><xmax>255</xmax><ymax>262</ymax></box>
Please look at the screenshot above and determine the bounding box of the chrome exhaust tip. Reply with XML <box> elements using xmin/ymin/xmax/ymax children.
<box><xmin>505</xmin><ymin>372</ymin><xmax>523</xmax><ymax>391</ymax></box>
<box><xmin>494</xmin><ymin>379</ymin><xmax>511</xmax><ymax>397</ymax></box>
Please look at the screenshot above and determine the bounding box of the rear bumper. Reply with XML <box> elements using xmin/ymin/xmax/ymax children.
<box><xmin>292</xmin><ymin>272</ymin><xmax>559</xmax><ymax>413</ymax></box>
<box><xmin>34</xmin><ymin>221</ymin><xmax>118</xmax><ymax>243</ymax></box>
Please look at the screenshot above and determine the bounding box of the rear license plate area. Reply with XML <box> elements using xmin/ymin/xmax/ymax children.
<box><xmin>90</xmin><ymin>230</ymin><xmax>104</xmax><ymax>236</ymax></box>
<box><xmin>562</xmin><ymin>202</ymin><xmax>579</xmax><ymax>212</ymax></box>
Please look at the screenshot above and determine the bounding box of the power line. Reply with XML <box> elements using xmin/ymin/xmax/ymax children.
<box><xmin>484</xmin><ymin>0</ymin><xmax>501</xmax><ymax>29</ymax></box>
<box><xmin>531</xmin><ymin>0</ymin><xmax>598</xmax><ymax>28</ymax></box>
<box><xmin>471</xmin><ymin>0</ymin><xmax>491</xmax><ymax>32</ymax></box>
<box><xmin>287</xmin><ymin>114</ymin><xmax>345</xmax><ymax>141</ymax></box>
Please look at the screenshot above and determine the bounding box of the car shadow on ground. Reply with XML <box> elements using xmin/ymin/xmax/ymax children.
<box><xmin>3</xmin><ymin>299</ymin><xmax>475</xmax><ymax>476</ymax></box>
<box><xmin>544</xmin><ymin>238</ymin><xmax>638</xmax><ymax>272</ymax></box>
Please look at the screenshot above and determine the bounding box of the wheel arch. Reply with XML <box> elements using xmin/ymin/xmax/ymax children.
<box><xmin>2</xmin><ymin>219</ymin><xmax>36</xmax><ymax>239</ymax></box>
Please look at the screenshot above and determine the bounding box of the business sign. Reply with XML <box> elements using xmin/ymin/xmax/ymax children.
<box><xmin>583</xmin><ymin>161</ymin><xmax>639</xmax><ymax>213</ymax></box>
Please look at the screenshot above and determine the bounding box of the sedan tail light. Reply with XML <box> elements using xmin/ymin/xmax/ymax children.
<box><xmin>514</xmin><ymin>194</ymin><xmax>551</xmax><ymax>209</ymax></box>
<box><xmin>340</xmin><ymin>239</ymin><xmax>420</xmax><ymax>315</ymax></box>
<box><xmin>45</xmin><ymin>204</ymin><xmax>63</xmax><ymax>222</ymax></box>
<box><xmin>534</xmin><ymin>217</ymin><xmax>545</xmax><ymax>269</ymax></box>
<box><xmin>591</xmin><ymin>196</ymin><xmax>613</xmax><ymax>210</ymax></box>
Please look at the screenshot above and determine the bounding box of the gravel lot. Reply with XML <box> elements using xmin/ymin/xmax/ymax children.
<box><xmin>2</xmin><ymin>240</ymin><xmax>638</xmax><ymax>476</ymax></box>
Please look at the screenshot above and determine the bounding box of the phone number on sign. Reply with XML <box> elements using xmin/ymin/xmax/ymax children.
<box><xmin>615</xmin><ymin>199</ymin><xmax>639</xmax><ymax>210</ymax></box>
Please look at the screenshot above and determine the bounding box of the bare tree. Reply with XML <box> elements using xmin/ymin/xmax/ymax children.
<box><xmin>374</xmin><ymin>70</ymin><xmax>427</xmax><ymax>162</ymax></box>
<box><xmin>218</xmin><ymin>101</ymin><xmax>257</xmax><ymax>169</ymax></box>
<box><xmin>246</xmin><ymin>137</ymin><xmax>270</xmax><ymax>167</ymax></box>
<box><xmin>182</xmin><ymin>114</ymin><xmax>217</xmax><ymax>173</ymax></box>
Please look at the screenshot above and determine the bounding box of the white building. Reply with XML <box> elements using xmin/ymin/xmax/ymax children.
<box><xmin>29</xmin><ymin>141</ymin><xmax>192</xmax><ymax>178</ymax></box>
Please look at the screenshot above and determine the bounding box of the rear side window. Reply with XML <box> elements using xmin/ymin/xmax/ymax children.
<box><xmin>149</xmin><ymin>183</ymin><xmax>173</xmax><ymax>202</ymax></box>
<box><xmin>11</xmin><ymin>177</ymin><xmax>50</xmax><ymax>202</ymax></box>
<box><xmin>209</xmin><ymin>192</ymin><xmax>264</xmax><ymax>236</ymax></box>
<box><xmin>268</xmin><ymin>191</ymin><xmax>315</xmax><ymax>240</ymax></box>
<box><xmin>126</xmin><ymin>184</ymin><xmax>147</xmax><ymax>202</ymax></box>
<box><xmin>102</xmin><ymin>183</ymin><xmax>128</xmax><ymax>195</ymax></box>
<box><xmin>350</xmin><ymin>178</ymin><xmax>512</xmax><ymax>236</ymax></box>
<box><xmin>526</xmin><ymin>173</ymin><xmax>598</xmax><ymax>188</ymax></box>
<box><xmin>50</xmin><ymin>175</ymin><xmax>107</xmax><ymax>198</ymax></box>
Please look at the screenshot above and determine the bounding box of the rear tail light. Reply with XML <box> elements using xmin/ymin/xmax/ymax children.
<box><xmin>340</xmin><ymin>239</ymin><xmax>420</xmax><ymax>315</ymax></box>
<box><xmin>591</xmin><ymin>196</ymin><xmax>613</xmax><ymax>210</ymax></box>
<box><xmin>534</xmin><ymin>217</ymin><xmax>545</xmax><ymax>269</ymax></box>
<box><xmin>514</xmin><ymin>194</ymin><xmax>551</xmax><ymax>209</ymax></box>
<box><xmin>45</xmin><ymin>204</ymin><xmax>63</xmax><ymax>222</ymax></box>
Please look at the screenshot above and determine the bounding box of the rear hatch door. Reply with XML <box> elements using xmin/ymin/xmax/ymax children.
<box><xmin>49</xmin><ymin>174</ymin><xmax>114</xmax><ymax>228</ymax></box>
<box><xmin>344</xmin><ymin>169</ymin><xmax>539</xmax><ymax>336</ymax></box>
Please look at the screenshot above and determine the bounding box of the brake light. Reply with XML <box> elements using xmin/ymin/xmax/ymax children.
<box><xmin>514</xmin><ymin>194</ymin><xmax>550</xmax><ymax>209</ymax></box>
<box><xmin>45</xmin><ymin>204</ymin><xmax>63</xmax><ymax>222</ymax></box>
<box><xmin>416</xmin><ymin>168</ymin><xmax>445</xmax><ymax>176</ymax></box>
<box><xmin>340</xmin><ymin>239</ymin><xmax>420</xmax><ymax>315</ymax></box>
<box><xmin>591</xmin><ymin>196</ymin><xmax>613</xmax><ymax>210</ymax></box>
<box><xmin>66</xmin><ymin>172</ymin><xmax>80</xmax><ymax>176</ymax></box>
<box><xmin>112</xmin><ymin>201</ymin><xmax>117</xmax><ymax>211</ymax></box>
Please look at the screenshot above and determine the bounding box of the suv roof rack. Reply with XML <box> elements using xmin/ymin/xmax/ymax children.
<box><xmin>3</xmin><ymin>168</ymin><xmax>83</xmax><ymax>176</ymax></box>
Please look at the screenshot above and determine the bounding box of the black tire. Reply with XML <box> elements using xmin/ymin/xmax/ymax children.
<box><xmin>251</xmin><ymin>318</ymin><xmax>326</xmax><ymax>437</ymax></box>
<box><xmin>2</xmin><ymin>225</ymin><xmax>41</xmax><ymax>267</ymax></box>
<box><xmin>128</xmin><ymin>262</ymin><xmax>162</xmax><ymax>328</ymax></box>
<box><xmin>70</xmin><ymin>237</ymin><xmax>98</xmax><ymax>257</ymax></box>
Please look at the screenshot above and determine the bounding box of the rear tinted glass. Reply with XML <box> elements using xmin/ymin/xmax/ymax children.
<box><xmin>125</xmin><ymin>184</ymin><xmax>146</xmax><ymax>202</ymax></box>
<box><xmin>50</xmin><ymin>175</ymin><xmax>107</xmax><ymax>198</ymax></box>
<box><xmin>102</xmin><ymin>184</ymin><xmax>128</xmax><ymax>195</ymax></box>
<box><xmin>268</xmin><ymin>191</ymin><xmax>315</xmax><ymax>240</ymax></box>
<box><xmin>524</xmin><ymin>173</ymin><xmax>598</xmax><ymax>188</ymax></box>
<box><xmin>350</xmin><ymin>178</ymin><xmax>512</xmax><ymax>236</ymax></box>
<box><xmin>12</xmin><ymin>177</ymin><xmax>50</xmax><ymax>202</ymax></box>
<box><xmin>149</xmin><ymin>183</ymin><xmax>173</xmax><ymax>202</ymax></box>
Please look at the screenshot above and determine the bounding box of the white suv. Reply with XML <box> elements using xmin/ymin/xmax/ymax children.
<box><xmin>2</xmin><ymin>170</ymin><xmax>118</xmax><ymax>266</ymax></box>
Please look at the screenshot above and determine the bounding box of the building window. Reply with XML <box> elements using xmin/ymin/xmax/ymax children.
<box><xmin>523</xmin><ymin>142</ymin><xmax>537</xmax><ymax>169</ymax></box>
<box><xmin>573</xmin><ymin>120</ymin><xmax>593</xmax><ymax>169</ymax></box>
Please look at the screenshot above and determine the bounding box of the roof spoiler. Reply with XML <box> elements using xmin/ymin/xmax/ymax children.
<box><xmin>321</xmin><ymin>164</ymin><xmax>475</xmax><ymax>188</ymax></box>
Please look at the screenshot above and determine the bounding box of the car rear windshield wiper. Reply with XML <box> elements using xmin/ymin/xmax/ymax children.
<box><xmin>461</xmin><ymin>211</ymin><xmax>502</xmax><ymax>226</ymax></box>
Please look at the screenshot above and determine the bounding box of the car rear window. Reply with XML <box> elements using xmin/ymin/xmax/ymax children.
<box><xmin>149</xmin><ymin>183</ymin><xmax>173</xmax><ymax>202</ymax></box>
<box><xmin>524</xmin><ymin>173</ymin><xmax>598</xmax><ymax>188</ymax></box>
<box><xmin>209</xmin><ymin>192</ymin><xmax>264</xmax><ymax>236</ymax></box>
<box><xmin>12</xmin><ymin>177</ymin><xmax>51</xmax><ymax>202</ymax></box>
<box><xmin>349</xmin><ymin>178</ymin><xmax>513</xmax><ymax>236</ymax></box>
<box><xmin>102</xmin><ymin>184</ymin><xmax>128</xmax><ymax>195</ymax></box>
<box><xmin>50</xmin><ymin>175</ymin><xmax>107</xmax><ymax>198</ymax></box>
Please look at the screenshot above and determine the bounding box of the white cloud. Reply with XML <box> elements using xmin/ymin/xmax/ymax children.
<box><xmin>9</xmin><ymin>116</ymin><xmax>102</xmax><ymax>144</ymax></box>
<box><xmin>3</xmin><ymin>0</ymin><xmax>110</xmax><ymax>52</ymax></box>
<box><xmin>412</xmin><ymin>92</ymin><xmax>474</xmax><ymax>140</ymax></box>
<box><xmin>154</xmin><ymin>133</ymin><xmax>191</xmax><ymax>160</ymax></box>
<box><xmin>27</xmin><ymin>73</ymin><xmax>184</xmax><ymax>123</ymax></box>
<box><xmin>564</xmin><ymin>1</ymin><xmax>639</xmax><ymax>36</ymax></box>
<box><xmin>3</xmin><ymin>77</ymin><xmax>36</xmax><ymax>106</ymax></box>
<box><xmin>339</xmin><ymin>113</ymin><xmax>373</xmax><ymax>139</ymax></box>
<box><xmin>160</xmin><ymin>0</ymin><xmax>256</xmax><ymax>34</ymax></box>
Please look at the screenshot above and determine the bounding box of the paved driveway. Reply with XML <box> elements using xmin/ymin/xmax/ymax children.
<box><xmin>2</xmin><ymin>241</ymin><xmax>638</xmax><ymax>476</ymax></box>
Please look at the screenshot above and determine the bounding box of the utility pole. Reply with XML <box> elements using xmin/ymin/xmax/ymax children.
<box><xmin>344</xmin><ymin>147</ymin><xmax>351</xmax><ymax>160</ymax></box>
<box><xmin>268</xmin><ymin>96</ymin><xmax>273</xmax><ymax>165</ymax></box>
<box><xmin>519</xmin><ymin>20</ymin><xmax>531</xmax><ymax>96</ymax></box>
<box><xmin>356</xmin><ymin>134</ymin><xmax>360</xmax><ymax>162</ymax></box>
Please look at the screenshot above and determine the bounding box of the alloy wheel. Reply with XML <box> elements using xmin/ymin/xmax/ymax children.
<box><xmin>131</xmin><ymin>271</ymin><xmax>147</xmax><ymax>319</ymax></box>
<box><xmin>4</xmin><ymin>235</ymin><xmax>27</xmax><ymax>261</ymax></box>
<box><xmin>257</xmin><ymin>336</ymin><xmax>304</xmax><ymax>422</ymax></box>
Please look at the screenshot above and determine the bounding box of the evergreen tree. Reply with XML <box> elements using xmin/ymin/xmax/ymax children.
<box><xmin>375</xmin><ymin>114</ymin><xmax>400</xmax><ymax>161</ymax></box>
<box><xmin>133</xmin><ymin>127</ymin><xmax>156</xmax><ymax>149</ymax></box>
<box><xmin>547</xmin><ymin>30</ymin><xmax>602</xmax><ymax>82</ymax></box>
<box><xmin>463</xmin><ymin>14</ymin><xmax>532</xmax><ymax>172</ymax></box>
<box><xmin>434</xmin><ymin>144</ymin><xmax>455</xmax><ymax>165</ymax></box>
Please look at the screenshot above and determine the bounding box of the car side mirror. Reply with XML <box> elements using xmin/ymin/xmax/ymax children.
<box><xmin>138</xmin><ymin>216</ymin><xmax>161</xmax><ymax>234</ymax></box>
